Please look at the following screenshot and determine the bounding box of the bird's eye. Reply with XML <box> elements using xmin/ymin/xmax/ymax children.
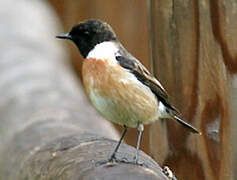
<box><xmin>84</xmin><ymin>31</ymin><xmax>89</xmax><ymax>35</ymax></box>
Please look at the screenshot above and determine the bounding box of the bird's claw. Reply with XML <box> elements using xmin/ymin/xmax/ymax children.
<box><xmin>132</xmin><ymin>157</ymin><xmax>147</xmax><ymax>167</ymax></box>
<box><xmin>96</xmin><ymin>156</ymin><xmax>147</xmax><ymax>167</ymax></box>
<box><xmin>95</xmin><ymin>155</ymin><xmax>119</xmax><ymax>166</ymax></box>
<box><xmin>120</xmin><ymin>157</ymin><xmax>129</xmax><ymax>163</ymax></box>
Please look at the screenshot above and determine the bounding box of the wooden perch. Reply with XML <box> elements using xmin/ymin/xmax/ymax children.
<box><xmin>0</xmin><ymin>0</ymin><xmax>168</xmax><ymax>179</ymax></box>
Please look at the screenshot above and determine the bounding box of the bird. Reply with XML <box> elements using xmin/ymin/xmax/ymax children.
<box><xmin>56</xmin><ymin>19</ymin><xmax>201</xmax><ymax>165</ymax></box>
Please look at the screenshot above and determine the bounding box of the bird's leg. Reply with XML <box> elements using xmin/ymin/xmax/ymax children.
<box><xmin>133</xmin><ymin>123</ymin><xmax>144</xmax><ymax>164</ymax></box>
<box><xmin>108</xmin><ymin>125</ymin><xmax>127</xmax><ymax>162</ymax></box>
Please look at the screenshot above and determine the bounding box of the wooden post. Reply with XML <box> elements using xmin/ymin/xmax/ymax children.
<box><xmin>148</xmin><ymin>0</ymin><xmax>237</xmax><ymax>179</ymax></box>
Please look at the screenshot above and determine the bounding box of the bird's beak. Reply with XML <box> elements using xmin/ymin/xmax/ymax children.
<box><xmin>56</xmin><ymin>33</ymin><xmax>72</xmax><ymax>40</ymax></box>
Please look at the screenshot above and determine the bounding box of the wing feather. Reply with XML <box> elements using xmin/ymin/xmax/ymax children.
<box><xmin>116</xmin><ymin>55</ymin><xmax>179</xmax><ymax>114</ymax></box>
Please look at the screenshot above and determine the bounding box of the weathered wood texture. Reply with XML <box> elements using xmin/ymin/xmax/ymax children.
<box><xmin>0</xmin><ymin>1</ymin><xmax>168</xmax><ymax>179</ymax></box>
<box><xmin>148</xmin><ymin>0</ymin><xmax>237</xmax><ymax>180</ymax></box>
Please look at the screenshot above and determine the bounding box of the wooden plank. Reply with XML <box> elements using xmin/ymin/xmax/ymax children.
<box><xmin>148</xmin><ymin>0</ymin><xmax>237</xmax><ymax>179</ymax></box>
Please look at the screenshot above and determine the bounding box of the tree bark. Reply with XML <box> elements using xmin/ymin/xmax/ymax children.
<box><xmin>148</xmin><ymin>0</ymin><xmax>237</xmax><ymax>180</ymax></box>
<box><xmin>0</xmin><ymin>1</ymin><xmax>168</xmax><ymax>180</ymax></box>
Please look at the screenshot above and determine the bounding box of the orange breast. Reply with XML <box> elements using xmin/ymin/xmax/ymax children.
<box><xmin>82</xmin><ymin>58</ymin><xmax>158</xmax><ymax>128</ymax></box>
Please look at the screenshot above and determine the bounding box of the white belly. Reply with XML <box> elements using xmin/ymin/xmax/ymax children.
<box><xmin>82</xmin><ymin>58</ymin><xmax>159</xmax><ymax>128</ymax></box>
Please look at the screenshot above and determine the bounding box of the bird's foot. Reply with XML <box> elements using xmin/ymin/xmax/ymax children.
<box><xmin>115</xmin><ymin>156</ymin><xmax>147</xmax><ymax>167</ymax></box>
<box><xmin>132</xmin><ymin>156</ymin><xmax>148</xmax><ymax>167</ymax></box>
<box><xmin>95</xmin><ymin>154</ymin><xmax>119</xmax><ymax>166</ymax></box>
<box><xmin>96</xmin><ymin>156</ymin><xmax>147</xmax><ymax>167</ymax></box>
<box><xmin>119</xmin><ymin>157</ymin><xmax>129</xmax><ymax>163</ymax></box>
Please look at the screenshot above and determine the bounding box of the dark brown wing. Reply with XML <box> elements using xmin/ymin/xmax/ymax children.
<box><xmin>116</xmin><ymin>55</ymin><xmax>179</xmax><ymax>114</ymax></box>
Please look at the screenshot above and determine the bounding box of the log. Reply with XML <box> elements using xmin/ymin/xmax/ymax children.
<box><xmin>148</xmin><ymin>0</ymin><xmax>237</xmax><ymax>179</ymax></box>
<box><xmin>0</xmin><ymin>0</ymin><xmax>168</xmax><ymax>179</ymax></box>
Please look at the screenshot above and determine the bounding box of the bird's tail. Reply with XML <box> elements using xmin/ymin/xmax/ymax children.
<box><xmin>172</xmin><ymin>115</ymin><xmax>201</xmax><ymax>135</ymax></box>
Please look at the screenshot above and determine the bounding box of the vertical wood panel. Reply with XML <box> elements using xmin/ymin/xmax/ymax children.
<box><xmin>149</xmin><ymin>0</ymin><xmax>236</xmax><ymax>179</ymax></box>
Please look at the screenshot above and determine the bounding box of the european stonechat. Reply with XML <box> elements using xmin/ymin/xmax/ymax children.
<box><xmin>56</xmin><ymin>19</ymin><xmax>201</xmax><ymax>164</ymax></box>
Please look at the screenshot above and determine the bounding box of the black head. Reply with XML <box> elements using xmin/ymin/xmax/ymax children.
<box><xmin>56</xmin><ymin>19</ymin><xmax>117</xmax><ymax>58</ymax></box>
